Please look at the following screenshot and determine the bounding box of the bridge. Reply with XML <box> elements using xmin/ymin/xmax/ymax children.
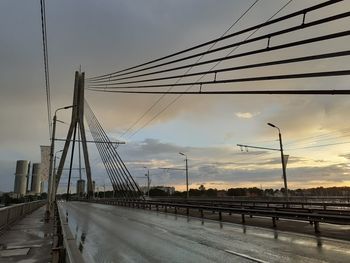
<box><xmin>1</xmin><ymin>0</ymin><xmax>350</xmax><ymax>262</ymax></box>
<box><xmin>1</xmin><ymin>198</ymin><xmax>350</xmax><ymax>262</ymax></box>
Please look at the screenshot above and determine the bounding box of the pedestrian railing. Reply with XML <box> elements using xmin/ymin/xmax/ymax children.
<box><xmin>150</xmin><ymin>199</ymin><xmax>350</xmax><ymax>215</ymax></box>
<box><xmin>152</xmin><ymin>198</ymin><xmax>350</xmax><ymax>210</ymax></box>
<box><xmin>0</xmin><ymin>200</ymin><xmax>46</xmax><ymax>234</ymax></box>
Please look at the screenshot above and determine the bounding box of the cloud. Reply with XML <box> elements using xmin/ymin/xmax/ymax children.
<box><xmin>340</xmin><ymin>153</ymin><xmax>350</xmax><ymax>160</ymax></box>
<box><xmin>1</xmin><ymin>1</ymin><xmax>350</xmax><ymax>192</ymax></box>
<box><xmin>235</xmin><ymin>112</ymin><xmax>260</xmax><ymax>119</ymax></box>
<box><xmin>82</xmin><ymin>138</ymin><xmax>350</xmax><ymax>191</ymax></box>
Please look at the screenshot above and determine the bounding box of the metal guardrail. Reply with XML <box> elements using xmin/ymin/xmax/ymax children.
<box><xmin>150</xmin><ymin>198</ymin><xmax>350</xmax><ymax>214</ymax></box>
<box><xmin>87</xmin><ymin>197</ymin><xmax>350</xmax><ymax>213</ymax></box>
<box><xmin>53</xmin><ymin>202</ymin><xmax>84</xmax><ymax>263</ymax></box>
<box><xmin>150</xmin><ymin>195</ymin><xmax>350</xmax><ymax>203</ymax></box>
<box><xmin>0</xmin><ymin>200</ymin><xmax>46</xmax><ymax>234</ymax></box>
<box><xmin>88</xmin><ymin>199</ymin><xmax>350</xmax><ymax>233</ymax></box>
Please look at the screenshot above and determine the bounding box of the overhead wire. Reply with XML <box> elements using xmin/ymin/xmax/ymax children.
<box><xmin>89</xmin><ymin>0</ymin><xmax>350</xmax><ymax>143</ymax></box>
<box><xmin>87</xmin><ymin>0</ymin><xmax>340</xmax><ymax>81</ymax></box>
<box><xmin>40</xmin><ymin>0</ymin><xmax>52</xmax><ymax>138</ymax></box>
<box><xmin>284</xmin><ymin>127</ymin><xmax>350</xmax><ymax>146</ymax></box>
<box><xmin>87</xmin><ymin>3</ymin><xmax>349</xmax><ymax>141</ymax></box>
<box><xmin>90</xmin><ymin>50</ymin><xmax>350</xmax><ymax>86</ymax></box>
<box><xmin>88</xmin><ymin>89</ymin><xmax>350</xmax><ymax>95</ymax></box>
<box><xmin>287</xmin><ymin>141</ymin><xmax>350</xmax><ymax>150</ymax></box>
<box><xmin>117</xmin><ymin>0</ymin><xmax>261</xmax><ymax>139</ymax></box>
<box><xmin>85</xmin><ymin>0</ymin><xmax>350</xmax><ymax>175</ymax></box>
<box><xmin>89</xmin><ymin>69</ymin><xmax>350</xmax><ymax>90</ymax></box>
<box><xmin>89</xmin><ymin>11</ymin><xmax>350</xmax><ymax>86</ymax></box>
<box><xmin>85</xmin><ymin>1</ymin><xmax>350</xmax><ymax>143</ymax></box>
<box><xmin>287</xmin><ymin>134</ymin><xmax>350</xmax><ymax>148</ymax></box>
<box><xmin>124</xmin><ymin>0</ymin><xmax>296</xmax><ymax>139</ymax></box>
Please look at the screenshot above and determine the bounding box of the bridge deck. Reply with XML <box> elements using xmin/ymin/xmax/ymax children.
<box><xmin>61</xmin><ymin>201</ymin><xmax>350</xmax><ymax>263</ymax></box>
<box><xmin>0</xmin><ymin>206</ymin><xmax>52</xmax><ymax>262</ymax></box>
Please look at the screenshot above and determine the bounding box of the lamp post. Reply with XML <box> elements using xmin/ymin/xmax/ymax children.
<box><xmin>267</xmin><ymin>122</ymin><xmax>289</xmax><ymax>201</ymax></box>
<box><xmin>52</xmin><ymin>149</ymin><xmax>63</xmax><ymax>203</ymax></box>
<box><xmin>53</xmin><ymin>150</ymin><xmax>63</xmax><ymax>176</ymax></box>
<box><xmin>144</xmin><ymin>167</ymin><xmax>150</xmax><ymax>198</ymax></box>
<box><xmin>179</xmin><ymin>152</ymin><xmax>189</xmax><ymax>199</ymax></box>
<box><xmin>52</xmin><ymin>150</ymin><xmax>63</xmax><ymax>202</ymax></box>
<box><xmin>47</xmin><ymin>105</ymin><xmax>75</xmax><ymax>218</ymax></box>
<box><xmin>103</xmin><ymin>183</ymin><xmax>106</xmax><ymax>199</ymax></box>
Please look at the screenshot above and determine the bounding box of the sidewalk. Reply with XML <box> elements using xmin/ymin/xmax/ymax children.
<box><xmin>0</xmin><ymin>206</ymin><xmax>52</xmax><ymax>263</ymax></box>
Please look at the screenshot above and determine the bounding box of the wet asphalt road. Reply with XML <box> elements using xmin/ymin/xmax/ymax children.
<box><xmin>59</xmin><ymin>201</ymin><xmax>350</xmax><ymax>263</ymax></box>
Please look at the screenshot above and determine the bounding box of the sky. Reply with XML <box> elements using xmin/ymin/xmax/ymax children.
<box><xmin>1</xmin><ymin>0</ymin><xmax>350</xmax><ymax>193</ymax></box>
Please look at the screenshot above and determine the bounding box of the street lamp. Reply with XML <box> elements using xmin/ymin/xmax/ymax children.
<box><xmin>179</xmin><ymin>152</ymin><xmax>189</xmax><ymax>199</ymax></box>
<box><xmin>47</xmin><ymin>105</ymin><xmax>75</xmax><ymax>218</ymax></box>
<box><xmin>144</xmin><ymin>167</ymin><xmax>150</xmax><ymax>198</ymax></box>
<box><xmin>267</xmin><ymin>122</ymin><xmax>289</xmax><ymax>201</ymax></box>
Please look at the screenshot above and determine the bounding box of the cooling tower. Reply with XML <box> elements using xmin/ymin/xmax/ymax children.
<box><xmin>14</xmin><ymin>160</ymin><xmax>29</xmax><ymax>196</ymax></box>
<box><xmin>31</xmin><ymin>163</ymin><xmax>41</xmax><ymax>194</ymax></box>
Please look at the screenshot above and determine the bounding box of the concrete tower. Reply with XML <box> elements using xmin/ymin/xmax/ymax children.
<box><xmin>14</xmin><ymin>160</ymin><xmax>29</xmax><ymax>196</ymax></box>
<box><xmin>76</xmin><ymin>179</ymin><xmax>85</xmax><ymax>197</ymax></box>
<box><xmin>31</xmin><ymin>163</ymin><xmax>41</xmax><ymax>194</ymax></box>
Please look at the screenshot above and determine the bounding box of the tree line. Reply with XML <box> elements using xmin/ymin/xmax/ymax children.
<box><xmin>150</xmin><ymin>185</ymin><xmax>350</xmax><ymax>198</ymax></box>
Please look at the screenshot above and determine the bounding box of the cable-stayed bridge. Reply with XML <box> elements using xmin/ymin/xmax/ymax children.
<box><xmin>1</xmin><ymin>1</ymin><xmax>350</xmax><ymax>262</ymax></box>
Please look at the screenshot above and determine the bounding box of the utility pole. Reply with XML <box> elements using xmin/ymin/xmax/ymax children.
<box><xmin>46</xmin><ymin>113</ymin><xmax>56</xmax><ymax>219</ymax></box>
<box><xmin>53</xmin><ymin>150</ymin><xmax>63</xmax><ymax>189</ymax></box>
<box><xmin>179</xmin><ymin>152</ymin><xmax>189</xmax><ymax>199</ymax></box>
<box><xmin>47</xmin><ymin>105</ymin><xmax>74</xmax><ymax>219</ymax></box>
<box><xmin>137</xmin><ymin>168</ymin><xmax>151</xmax><ymax>198</ymax></box>
<box><xmin>237</xmin><ymin>123</ymin><xmax>290</xmax><ymax>202</ymax></box>
<box><xmin>267</xmin><ymin>123</ymin><xmax>289</xmax><ymax>201</ymax></box>
<box><xmin>146</xmin><ymin>169</ymin><xmax>150</xmax><ymax>198</ymax></box>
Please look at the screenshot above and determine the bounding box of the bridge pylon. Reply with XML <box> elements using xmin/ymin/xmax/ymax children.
<box><xmin>55</xmin><ymin>71</ymin><xmax>93</xmax><ymax>198</ymax></box>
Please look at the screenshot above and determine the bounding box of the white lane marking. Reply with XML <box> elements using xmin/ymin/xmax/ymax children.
<box><xmin>224</xmin><ymin>250</ymin><xmax>269</xmax><ymax>263</ymax></box>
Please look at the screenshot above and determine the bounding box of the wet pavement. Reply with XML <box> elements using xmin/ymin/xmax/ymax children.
<box><xmin>61</xmin><ymin>201</ymin><xmax>350</xmax><ymax>263</ymax></box>
<box><xmin>169</xmin><ymin>206</ymin><xmax>350</xmax><ymax>241</ymax></box>
<box><xmin>0</xmin><ymin>205</ymin><xmax>52</xmax><ymax>263</ymax></box>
